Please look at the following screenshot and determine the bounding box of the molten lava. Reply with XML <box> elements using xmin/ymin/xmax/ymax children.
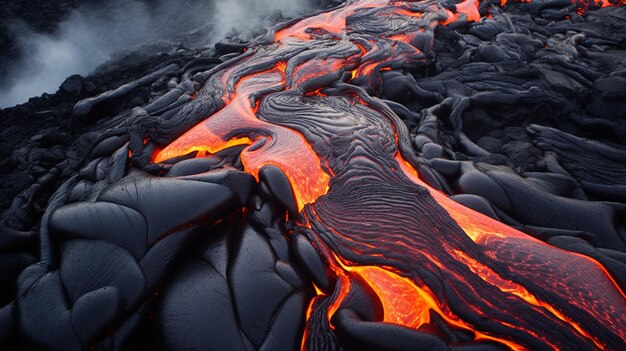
<box><xmin>155</xmin><ymin>0</ymin><xmax>626</xmax><ymax>350</ymax></box>
<box><xmin>155</xmin><ymin>66</ymin><xmax>330</xmax><ymax>210</ymax></box>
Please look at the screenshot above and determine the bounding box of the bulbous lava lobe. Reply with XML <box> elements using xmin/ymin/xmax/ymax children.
<box><xmin>156</xmin><ymin>0</ymin><xmax>626</xmax><ymax>349</ymax></box>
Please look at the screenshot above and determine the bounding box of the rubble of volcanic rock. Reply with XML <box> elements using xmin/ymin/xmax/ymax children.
<box><xmin>1</xmin><ymin>0</ymin><xmax>626</xmax><ymax>350</ymax></box>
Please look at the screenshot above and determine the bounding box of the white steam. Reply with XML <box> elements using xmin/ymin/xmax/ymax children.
<box><xmin>0</xmin><ymin>0</ymin><xmax>313</xmax><ymax>109</ymax></box>
<box><xmin>213</xmin><ymin>0</ymin><xmax>312</xmax><ymax>41</ymax></box>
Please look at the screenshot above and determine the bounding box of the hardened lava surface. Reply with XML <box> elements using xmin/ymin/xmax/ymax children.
<box><xmin>1</xmin><ymin>0</ymin><xmax>625</xmax><ymax>350</ymax></box>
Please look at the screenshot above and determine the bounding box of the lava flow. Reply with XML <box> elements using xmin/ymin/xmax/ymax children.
<box><xmin>155</xmin><ymin>0</ymin><xmax>626</xmax><ymax>350</ymax></box>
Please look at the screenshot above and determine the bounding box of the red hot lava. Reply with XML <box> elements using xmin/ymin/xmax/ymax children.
<box><xmin>155</xmin><ymin>0</ymin><xmax>626</xmax><ymax>350</ymax></box>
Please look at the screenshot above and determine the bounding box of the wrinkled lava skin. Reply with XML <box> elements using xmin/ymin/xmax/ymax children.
<box><xmin>2</xmin><ymin>0</ymin><xmax>626</xmax><ymax>351</ymax></box>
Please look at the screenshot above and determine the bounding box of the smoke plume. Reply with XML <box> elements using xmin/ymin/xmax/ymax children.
<box><xmin>0</xmin><ymin>0</ymin><xmax>313</xmax><ymax>108</ymax></box>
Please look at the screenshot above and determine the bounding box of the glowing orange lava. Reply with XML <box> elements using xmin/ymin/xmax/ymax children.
<box><xmin>156</xmin><ymin>67</ymin><xmax>330</xmax><ymax>210</ymax></box>
<box><xmin>394</xmin><ymin>153</ymin><xmax>626</xmax><ymax>348</ymax></box>
<box><xmin>154</xmin><ymin>1</ymin><xmax>626</xmax><ymax>349</ymax></box>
